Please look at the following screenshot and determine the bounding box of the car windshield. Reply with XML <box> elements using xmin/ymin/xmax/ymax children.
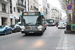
<box><xmin>23</xmin><ymin>16</ymin><xmax>42</xmax><ymax>25</ymax></box>
<box><xmin>59</xmin><ymin>22</ymin><xmax>64</xmax><ymax>24</ymax></box>
<box><xmin>0</xmin><ymin>25</ymin><xmax>5</xmax><ymax>28</ymax></box>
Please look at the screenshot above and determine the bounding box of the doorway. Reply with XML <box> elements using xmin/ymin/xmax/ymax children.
<box><xmin>2</xmin><ymin>17</ymin><xmax>7</xmax><ymax>25</ymax></box>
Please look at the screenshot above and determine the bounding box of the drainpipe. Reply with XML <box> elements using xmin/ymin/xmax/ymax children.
<box><xmin>25</xmin><ymin>0</ymin><xmax>26</xmax><ymax>12</ymax></box>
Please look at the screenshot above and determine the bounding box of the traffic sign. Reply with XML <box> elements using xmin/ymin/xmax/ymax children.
<box><xmin>67</xmin><ymin>4</ymin><xmax>73</xmax><ymax>10</ymax></box>
<box><xmin>67</xmin><ymin>10</ymin><xmax>72</xmax><ymax>14</ymax></box>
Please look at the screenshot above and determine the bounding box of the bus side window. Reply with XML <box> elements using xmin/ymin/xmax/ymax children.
<box><xmin>42</xmin><ymin>19</ymin><xmax>45</xmax><ymax>25</ymax></box>
<box><xmin>36</xmin><ymin>16</ymin><xmax>42</xmax><ymax>24</ymax></box>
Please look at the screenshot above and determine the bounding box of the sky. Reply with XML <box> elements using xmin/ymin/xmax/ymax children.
<box><xmin>47</xmin><ymin>0</ymin><xmax>67</xmax><ymax>18</ymax></box>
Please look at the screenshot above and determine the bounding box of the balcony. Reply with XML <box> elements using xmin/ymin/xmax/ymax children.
<box><xmin>30</xmin><ymin>6</ymin><xmax>38</xmax><ymax>11</ymax></box>
<box><xmin>2</xmin><ymin>9</ymin><xmax>6</xmax><ymax>13</ymax></box>
<box><xmin>16</xmin><ymin>3</ymin><xmax>26</xmax><ymax>9</ymax></box>
<box><xmin>0</xmin><ymin>0</ymin><xmax>9</xmax><ymax>3</ymax></box>
<box><xmin>34</xmin><ymin>7</ymin><xmax>38</xmax><ymax>11</ymax></box>
<box><xmin>0</xmin><ymin>9</ymin><xmax>9</xmax><ymax>18</ymax></box>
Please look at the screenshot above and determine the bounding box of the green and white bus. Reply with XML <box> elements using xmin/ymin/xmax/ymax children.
<box><xmin>20</xmin><ymin>12</ymin><xmax>47</xmax><ymax>35</ymax></box>
<box><xmin>46</xmin><ymin>19</ymin><xmax>56</xmax><ymax>26</ymax></box>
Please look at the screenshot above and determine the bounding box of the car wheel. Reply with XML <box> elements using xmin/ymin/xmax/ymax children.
<box><xmin>4</xmin><ymin>31</ymin><xmax>7</xmax><ymax>35</ymax></box>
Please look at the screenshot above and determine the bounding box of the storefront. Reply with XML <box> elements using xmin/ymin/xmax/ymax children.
<box><xmin>1</xmin><ymin>17</ymin><xmax>7</xmax><ymax>25</ymax></box>
<box><xmin>14</xmin><ymin>16</ymin><xmax>19</xmax><ymax>24</ymax></box>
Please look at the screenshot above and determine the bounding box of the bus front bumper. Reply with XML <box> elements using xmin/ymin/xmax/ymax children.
<box><xmin>21</xmin><ymin>29</ymin><xmax>43</xmax><ymax>34</ymax></box>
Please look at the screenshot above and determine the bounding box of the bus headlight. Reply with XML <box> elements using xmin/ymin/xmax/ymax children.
<box><xmin>38</xmin><ymin>25</ymin><xmax>43</xmax><ymax>29</ymax></box>
<box><xmin>38</xmin><ymin>25</ymin><xmax>43</xmax><ymax>31</ymax></box>
<box><xmin>39</xmin><ymin>29</ymin><xmax>43</xmax><ymax>31</ymax></box>
<box><xmin>21</xmin><ymin>26</ymin><xmax>25</xmax><ymax>31</ymax></box>
<box><xmin>22</xmin><ymin>28</ymin><xmax>24</xmax><ymax>31</ymax></box>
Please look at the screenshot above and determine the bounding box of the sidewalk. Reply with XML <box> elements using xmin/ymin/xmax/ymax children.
<box><xmin>62</xmin><ymin>33</ymin><xmax>75</xmax><ymax>50</ymax></box>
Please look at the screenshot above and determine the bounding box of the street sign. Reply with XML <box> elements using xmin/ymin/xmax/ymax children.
<box><xmin>67</xmin><ymin>4</ymin><xmax>73</xmax><ymax>10</ymax></box>
<box><xmin>67</xmin><ymin>10</ymin><xmax>72</xmax><ymax>14</ymax></box>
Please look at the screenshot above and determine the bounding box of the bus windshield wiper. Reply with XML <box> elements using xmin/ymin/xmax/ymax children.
<box><xmin>25</xmin><ymin>23</ymin><xmax>34</xmax><ymax>25</ymax></box>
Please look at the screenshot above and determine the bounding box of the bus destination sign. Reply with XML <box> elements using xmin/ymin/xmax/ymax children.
<box><xmin>23</xmin><ymin>12</ymin><xmax>40</xmax><ymax>15</ymax></box>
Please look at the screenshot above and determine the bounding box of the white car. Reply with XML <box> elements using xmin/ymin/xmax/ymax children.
<box><xmin>58</xmin><ymin>22</ymin><xmax>66</xmax><ymax>29</ymax></box>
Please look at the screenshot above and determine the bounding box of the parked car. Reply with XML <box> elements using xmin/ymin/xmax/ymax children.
<box><xmin>58</xmin><ymin>22</ymin><xmax>66</xmax><ymax>29</ymax></box>
<box><xmin>10</xmin><ymin>25</ymin><xmax>21</xmax><ymax>33</ymax></box>
<box><xmin>0</xmin><ymin>25</ymin><xmax>12</xmax><ymax>35</ymax></box>
<box><xmin>16</xmin><ymin>22</ymin><xmax>25</xmax><ymax>33</ymax></box>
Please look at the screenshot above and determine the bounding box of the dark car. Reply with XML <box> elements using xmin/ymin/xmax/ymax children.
<box><xmin>10</xmin><ymin>25</ymin><xmax>21</xmax><ymax>33</ymax></box>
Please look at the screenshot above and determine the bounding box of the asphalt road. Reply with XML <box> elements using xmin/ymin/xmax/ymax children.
<box><xmin>0</xmin><ymin>26</ymin><xmax>65</xmax><ymax>50</ymax></box>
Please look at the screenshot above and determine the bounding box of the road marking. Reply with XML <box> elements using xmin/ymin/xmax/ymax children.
<box><xmin>55</xmin><ymin>35</ymin><xmax>68</xmax><ymax>50</ymax></box>
<box><xmin>62</xmin><ymin>36</ymin><xmax>68</xmax><ymax>50</ymax></box>
<box><xmin>56</xmin><ymin>35</ymin><xmax>69</xmax><ymax>50</ymax></box>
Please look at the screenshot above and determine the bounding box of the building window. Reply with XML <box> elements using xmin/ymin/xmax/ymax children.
<box><xmin>18</xmin><ymin>9</ymin><xmax>20</xmax><ymax>13</ymax></box>
<box><xmin>2</xmin><ymin>3</ymin><xmax>6</xmax><ymax>9</ymax></box>
<box><xmin>31</xmin><ymin>6</ymin><xmax>32</xmax><ymax>8</ymax></box>
<box><xmin>14</xmin><ymin>7</ymin><xmax>15</xmax><ymax>12</ymax></box>
<box><xmin>21</xmin><ymin>10</ymin><xmax>24</xmax><ymax>12</ymax></box>
<box><xmin>2</xmin><ymin>3</ymin><xmax>6</xmax><ymax>12</ymax></box>
<box><xmin>10</xmin><ymin>6</ymin><xmax>12</xmax><ymax>14</ymax></box>
<box><xmin>10</xmin><ymin>19</ymin><xmax>12</xmax><ymax>25</ymax></box>
<box><xmin>21</xmin><ymin>0</ymin><xmax>23</xmax><ymax>4</ymax></box>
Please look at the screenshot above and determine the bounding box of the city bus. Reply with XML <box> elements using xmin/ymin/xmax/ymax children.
<box><xmin>20</xmin><ymin>12</ymin><xmax>47</xmax><ymax>35</ymax></box>
<box><xmin>46</xmin><ymin>19</ymin><xmax>56</xmax><ymax>26</ymax></box>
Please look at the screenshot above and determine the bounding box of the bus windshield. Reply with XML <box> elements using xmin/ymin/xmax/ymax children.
<box><xmin>50</xmin><ymin>20</ymin><xmax>54</xmax><ymax>23</ymax></box>
<box><xmin>47</xmin><ymin>19</ymin><xmax>54</xmax><ymax>23</ymax></box>
<box><xmin>23</xmin><ymin>16</ymin><xmax>42</xmax><ymax>25</ymax></box>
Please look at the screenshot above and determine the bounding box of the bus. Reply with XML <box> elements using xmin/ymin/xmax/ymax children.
<box><xmin>46</xmin><ymin>19</ymin><xmax>56</xmax><ymax>26</ymax></box>
<box><xmin>20</xmin><ymin>12</ymin><xmax>47</xmax><ymax>35</ymax></box>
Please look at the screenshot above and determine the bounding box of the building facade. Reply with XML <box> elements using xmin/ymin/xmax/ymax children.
<box><xmin>0</xmin><ymin>0</ymin><xmax>10</xmax><ymax>25</ymax></box>
<box><xmin>46</xmin><ymin>3</ymin><xmax>51</xmax><ymax>19</ymax></box>
<box><xmin>9</xmin><ymin>0</ymin><xmax>26</xmax><ymax>25</ymax></box>
<box><xmin>29</xmin><ymin>0</ymin><xmax>38</xmax><ymax>11</ymax></box>
<box><xmin>51</xmin><ymin>7</ymin><xmax>59</xmax><ymax>20</ymax></box>
<box><xmin>42</xmin><ymin>0</ymin><xmax>47</xmax><ymax>18</ymax></box>
<box><xmin>38</xmin><ymin>0</ymin><xmax>47</xmax><ymax>18</ymax></box>
<box><xmin>38</xmin><ymin>0</ymin><xmax>43</xmax><ymax>13</ymax></box>
<box><xmin>0</xmin><ymin>0</ymin><xmax>28</xmax><ymax>25</ymax></box>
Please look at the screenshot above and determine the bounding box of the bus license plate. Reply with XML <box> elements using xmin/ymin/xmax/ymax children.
<box><xmin>29</xmin><ymin>32</ymin><xmax>34</xmax><ymax>33</ymax></box>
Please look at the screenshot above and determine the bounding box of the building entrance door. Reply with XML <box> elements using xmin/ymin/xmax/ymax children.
<box><xmin>2</xmin><ymin>17</ymin><xmax>7</xmax><ymax>25</ymax></box>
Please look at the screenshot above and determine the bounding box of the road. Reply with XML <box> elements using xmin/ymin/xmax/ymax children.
<box><xmin>0</xmin><ymin>26</ymin><xmax>65</xmax><ymax>50</ymax></box>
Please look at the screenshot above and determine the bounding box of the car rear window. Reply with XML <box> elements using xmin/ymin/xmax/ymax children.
<box><xmin>59</xmin><ymin>22</ymin><xmax>64</xmax><ymax>24</ymax></box>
